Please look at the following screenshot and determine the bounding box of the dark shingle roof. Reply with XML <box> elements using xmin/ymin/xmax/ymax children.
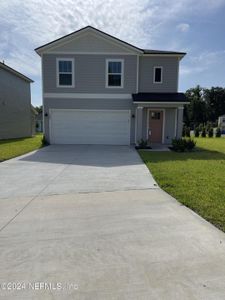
<box><xmin>132</xmin><ymin>93</ymin><xmax>188</xmax><ymax>103</ymax></box>
<box><xmin>143</xmin><ymin>49</ymin><xmax>186</xmax><ymax>55</ymax></box>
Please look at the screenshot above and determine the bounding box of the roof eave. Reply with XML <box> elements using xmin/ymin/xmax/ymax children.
<box><xmin>133</xmin><ymin>101</ymin><xmax>190</xmax><ymax>105</ymax></box>
<box><xmin>142</xmin><ymin>53</ymin><xmax>186</xmax><ymax>59</ymax></box>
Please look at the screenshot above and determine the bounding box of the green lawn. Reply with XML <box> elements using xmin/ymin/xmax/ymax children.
<box><xmin>0</xmin><ymin>134</ymin><xmax>43</xmax><ymax>161</ymax></box>
<box><xmin>139</xmin><ymin>137</ymin><xmax>225</xmax><ymax>232</ymax></box>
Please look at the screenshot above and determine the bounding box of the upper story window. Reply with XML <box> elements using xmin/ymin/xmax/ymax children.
<box><xmin>153</xmin><ymin>66</ymin><xmax>163</xmax><ymax>84</ymax></box>
<box><xmin>106</xmin><ymin>59</ymin><xmax>124</xmax><ymax>88</ymax></box>
<box><xmin>57</xmin><ymin>58</ymin><xmax>74</xmax><ymax>87</ymax></box>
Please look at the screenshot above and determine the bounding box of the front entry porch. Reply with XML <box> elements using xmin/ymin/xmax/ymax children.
<box><xmin>135</xmin><ymin>105</ymin><xmax>184</xmax><ymax>146</ymax></box>
<box><xmin>133</xmin><ymin>92</ymin><xmax>189</xmax><ymax>146</ymax></box>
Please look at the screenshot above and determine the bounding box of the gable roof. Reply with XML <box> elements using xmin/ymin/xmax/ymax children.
<box><xmin>0</xmin><ymin>62</ymin><xmax>33</xmax><ymax>83</ymax></box>
<box><xmin>35</xmin><ymin>25</ymin><xmax>186</xmax><ymax>58</ymax></box>
<box><xmin>35</xmin><ymin>26</ymin><xmax>142</xmax><ymax>55</ymax></box>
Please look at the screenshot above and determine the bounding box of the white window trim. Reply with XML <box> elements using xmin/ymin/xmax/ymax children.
<box><xmin>153</xmin><ymin>66</ymin><xmax>163</xmax><ymax>84</ymax></box>
<box><xmin>105</xmin><ymin>59</ymin><xmax>124</xmax><ymax>88</ymax></box>
<box><xmin>56</xmin><ymin>58</ymin><xmax>75</xmax><ymax>88</ymax></box>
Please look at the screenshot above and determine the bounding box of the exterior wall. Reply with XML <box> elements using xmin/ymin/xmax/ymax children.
<box><xmin>138</xmin><ymin>56</ymin><xmax>179</xmax><ymax>93</ymax></box>
<box><xmin>0</xmin><ymin>68</ymin><xmax>32</xmax><ymax>139</ymax></box>
<box><xmin>164</xmin><ymin>108</ymin><xmax>176</xmax><ymax>143</ymax></box>
<box><xmin>44</xmin><ymin>97</ymin><xmax>135</xmax><ymax>143</ymax></box>
<box><xmin>51</xmin><ymin>32</ymin><xmax>136</xmax><ymax>54</ymax></box>
<box><xmin>43</xmin><ymin>54</ymin><xmax>137</xmax><ymax>94</ymax></box>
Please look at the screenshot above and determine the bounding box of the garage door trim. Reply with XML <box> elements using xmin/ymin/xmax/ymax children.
<box><xmin>49</xmin><ymin>109</ymin><xmax>131</xmax><ymax>145</ymax></box>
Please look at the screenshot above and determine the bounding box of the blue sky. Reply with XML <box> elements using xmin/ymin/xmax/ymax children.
<box><xmin>0</xmin><ymin>0</ymin><xmax>225</xmax><ymax>106</ymax></box>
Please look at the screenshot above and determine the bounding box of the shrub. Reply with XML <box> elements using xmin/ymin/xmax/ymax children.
<box><xmin>201</xmin><ymin>127</ymin><xmax>206</xmax><ymax>137</ymax></box>
<box><xmin>206</xmin><ymin>121</ymin><xmax>213</xmax><ymax>132</ymax></box>
<box><xmin>182</xmin><ymin>126</ymin><xmax>186</xmax><ymax>137</ymax></box>
<box><xmin>135</xmin><ymin>139</ymin><xmax>151</xmax><ymax>149</ymax></box>
<box><xmin>216</xmin><ymin>127</ymin><xmax>221</xmax><ymax>137</ymax></box>
<box><xmin>171</xmin><ymin>138</ymin><xmax>186</xmax><ymax>152</ymax></box>
<box><xmin>185</xmin><ymin>127</ymin><xmax>191</xmax><ymax>137</ymax></box>
<box><xmin>171</xmin><ymin>138</ymin><xmax>196</xmax><ymax>152</ymax></box>
<box><xmin>194</xmin><ymin>127</ymin><xmax>200</xmax><ymax>137</ymax></box>
<box><xmin>199</xmin><ymin>123</ymin><xmax>203</xmax><ymax>132</ymax></box>
<box><xmin>208</xmin><ymin>127</ymin><xmax>214</xmax><ymax>138</ymax></box>
<box><xmin>42</xmin><ymin>135</ymin><xmax>49</xmax><ymax>146</ymax></box>
<box><xmin>185</xmin><ymin>138</ymin><xmax>196</xmax><ymax>151</ymax></box>
<box><xmin>172</xmin><ymin>138</ymin><xmax>195</xmax><ymax>152</ymax></box>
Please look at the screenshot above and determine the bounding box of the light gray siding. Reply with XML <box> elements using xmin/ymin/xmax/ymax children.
<box><xmin>43</xmin><ymin>54</ymin><xmax>137</xmax><ymax>94</ymax></box>
<box><xmin>164</xmin><ymin>109</ymin><xmax>176</xmax><ymax>144</ymax></box>
<box><xmin>51</xmin><ymin>32</ymin><xmax>136</xmax><ymax>54</ymax></box>
<box><xmin>0</xmin><ymin>68</ymin><xmax>32</xmax><ymax>139</ymax></box>
<box><xmin>139</xmin><ymin>56</ymin><xmax>179</xmax><ymax>93</ymax></box>
<box><xmin>44</xmin><ymin>97</ymin><xmax>135</xmax><ymax>143</ymax></box>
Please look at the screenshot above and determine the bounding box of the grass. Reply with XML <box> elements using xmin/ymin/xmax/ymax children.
<box><xmin>139</xmin><ymin>137</ymin><xmax>225</xmax><ymax>232</ymax></box>
<box><xmin>0</xmin><ymin>134</ymin><xmax>43</xmax><ymax>161</ymax></box>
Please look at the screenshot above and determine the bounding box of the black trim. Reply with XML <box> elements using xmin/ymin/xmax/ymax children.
<box><xmin>132</xmin><ymin>93</ymin><xmax>187</xmax><ymax>103</ymax></box>
<box><xmin>143</xmin><ymin>49</ymin><xmax>186</xmax><ymax>55</ymax></box>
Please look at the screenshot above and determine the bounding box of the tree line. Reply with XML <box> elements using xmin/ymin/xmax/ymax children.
<box><xmin>184</xmin><ymin>85</ymin><xmax>225</xmax><ymax>128</ymax></box>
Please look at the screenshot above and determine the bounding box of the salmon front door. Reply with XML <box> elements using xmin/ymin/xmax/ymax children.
<box><xmin>148</xmin><ymin>110</ymin><xmax>163</xmax><ymax>143</ymax></box>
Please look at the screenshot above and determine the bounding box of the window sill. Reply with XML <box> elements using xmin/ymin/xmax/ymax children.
<box><xmin>105</xmin><ymin>86</ymin><xmax>123</xmax><ymax>89</ymax></box>
<box><xmin>56</xmin><ymin>85</ymin><xmax>75</xmax><ymax>88</ymax></box>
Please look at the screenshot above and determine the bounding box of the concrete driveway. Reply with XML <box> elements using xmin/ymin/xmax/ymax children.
<box><xmin>0</xmin><ymin>145</ymin><xmax>157</xmax><ymax>199</ymax></box>
<box><xmin>0</xmin><ymin>146</ymin><xmax>225</xmax><ymax>299</ymax></box>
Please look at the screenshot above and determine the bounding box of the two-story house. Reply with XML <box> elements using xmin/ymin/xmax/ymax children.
<box><xmin>0</xmin><ymin>61</ymin><xmax>35</xmax><ymax>140</ymax></box>
<box><xmin>35</xmin><ymin>26</ymin><xmax>187</xmax><ymax>145</ymax></box>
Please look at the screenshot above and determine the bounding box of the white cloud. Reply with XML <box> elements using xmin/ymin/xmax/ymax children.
<box><xmin>0</xmin><ymin>0</ymin><xmax>225</xmax><ymax>104</ymax></box>
<box><xmin>0</xmin><ymin>0</ymin><xmax>153</xmax><ymax>78</ymax></box>
<box><xmin>176</xmin><ymin>23</ymin><xmax>190</xmax><ymax>32</ymax></box>
<box><xmin>180</xmin><ymin>50</ymin><xmax>225</xmax><ymax>76</ymax></box>
<box><xmin>191</xmin><ymin>50</ymin><xmax>225</xmax><ymax>65</ymax></box>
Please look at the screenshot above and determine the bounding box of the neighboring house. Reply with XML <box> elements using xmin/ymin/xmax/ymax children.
<box><xmin>0</xmin><ymin>62</ymin><xmax>34</xmax><ymax>139</ymax></box>
<box><xmin>35</xmin><ymin>26</ymin><xmax>188</xmax><ymax>145</ymax></box>
<box><xmin>218</xmin><ymin>115</ymin><xmax>225</xmax><ymax>134</ymax></box>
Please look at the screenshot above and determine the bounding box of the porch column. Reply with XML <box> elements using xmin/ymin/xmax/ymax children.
<box><xmin>136</xmin><ymin>106</ymin><xmax>143</xmax><ymax>144</ymax></box>
<box><xmin>177</xmin><ymin>107</ymin><xmax>184</xmax><ymax>138</ymax></box>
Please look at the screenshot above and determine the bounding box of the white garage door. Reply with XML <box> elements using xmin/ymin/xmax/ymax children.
<box><xmin>50</xmin><ymin>109</ymin><xmax>130</xmax><ymax>145</ymax></box>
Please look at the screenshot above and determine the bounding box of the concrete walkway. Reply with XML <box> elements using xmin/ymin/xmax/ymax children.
<box><xmin>0</xmin><ymin>146</ymin><xmax>225</xmax><ymax>299</ymax></box>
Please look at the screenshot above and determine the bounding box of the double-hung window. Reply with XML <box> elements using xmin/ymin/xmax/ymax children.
<box><xmin>106</xmin><ymin>59</ymin><xmax>124</xmax><ymax>88</ymax></box>
<box><xmin>57</xmin><ymin>58</ymin><xmax>74</xmax><ymax>87</ymax></box>
<box><xmin>153</xmin><ymin>66</ymin><xmax>163</xmax><ymax>84</ymax></box>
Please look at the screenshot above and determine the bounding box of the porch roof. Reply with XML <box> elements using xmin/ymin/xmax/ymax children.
<box><xmin>132</xmin><ymin>93</ymin><xmax>188</xmax><ymax>104</ymax></box>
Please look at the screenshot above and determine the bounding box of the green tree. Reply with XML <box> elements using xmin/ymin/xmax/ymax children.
<box><xmin>35</xmin><ymin>105</ymin><xmax>43</xmax><ymax>114</ymax></box>
<box><xmin>185</xmin><ymin>85</ymin><xmax>207</xmax><ymax>127</ymax></box>
<box><xmin>203</xmin><ymin>87</ymin><xmax>225</xmax><ymax>122</ymax></box>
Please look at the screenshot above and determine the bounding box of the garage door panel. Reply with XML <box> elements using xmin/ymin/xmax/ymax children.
<box><xmin>50</xmin><ymin>110</ymin><xmax>130</xmax><ymax>145</ymax></box>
